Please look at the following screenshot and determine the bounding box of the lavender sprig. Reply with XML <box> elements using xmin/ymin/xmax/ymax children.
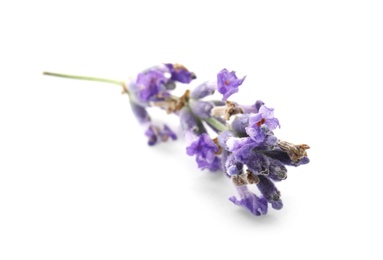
<box><xmin>43</xmin><ymin>63</ymin><xmax>310</xmax><ymax>217</ymax></box>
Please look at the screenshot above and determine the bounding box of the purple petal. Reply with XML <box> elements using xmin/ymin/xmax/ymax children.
<box><xmin>259</xmin><ymin>105</ymin><xmax>275</xmax><ymax>119</ymax></box>
<box><xmin>245</xmin><ymin>106</ymin><xmax>280</xmax><ymax>143</ymax></box>
<box><xmin>196</xmin><ymin>156</ymin><xmax>221</xmax><ymax>171</ymax></box>
<box><xmin>245</xmin><ymin>126</ymin><xmax>264</xmax><ymax>144</ymax></box>
<box><xmin>165</xmin><ymin>63</ymin><xmax>196</xmax><ymax>84</ymax></box>
<box><xmin>186</xmin><ymin>134</ymin><xmax>217</xmax><ymax>158</ymax></box>
<box><xmin>217</xmin><ymin>68</ymin><xmax>246</xmax><ymax>101</ymax></box>
<box><xmin>266</xmin><ymin>118</ymin><xmax>280</xmax><ymax>130</ymax></box>
<box><xmin>248</xmin><ymin>113</ymin><xmax>264</xmax><ymax>127</ymax></box>
<box><xmin>229</xmin><ymin>185</ymin><xmax>268</xmax><ymax>216</ymax></box>
<box><xmin>225</xmin><ymin>137</ymin><xmax>254</xmax><ymax>153</ymax></box>
<box><xmin>135</xmin><ymin>69</ymin><xmax>167</xmax><ymax>102</ymax></box>
<box><xmin>186</xmin><ymin>133</ymin><xmax>220</xmax><ymax>171</ymax></box>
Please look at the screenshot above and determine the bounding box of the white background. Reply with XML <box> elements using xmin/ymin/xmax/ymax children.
<box><xmin>1</xmin><ymin>1</ymin><xmax>382</xmax><ymax>259</ymax></box>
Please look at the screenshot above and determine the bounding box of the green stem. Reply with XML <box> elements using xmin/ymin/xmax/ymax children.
<box><xmin>43</xmin><ymin>72</ymin><xmax>126</xmax><ymax>87</ymax></box>
<box><xmin>204</xmin><ymin>117</ymin><xmax>228</xmax><ymax>132</ymax></box>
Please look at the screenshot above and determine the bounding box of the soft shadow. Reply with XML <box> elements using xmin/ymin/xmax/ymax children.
<box><xmin>144</xmin><ymin>139</ymin><xmax>282</xmax><ymax>225</ymax></box>
<box><xmin>233</xmin><ymin>208</ymin><xmax>279</xmax><ymax>225</ymax></box>
<box><xmin>192</xmin><ymin>169</ymin><xmax>282</xmax><ymax>226</ymax></box>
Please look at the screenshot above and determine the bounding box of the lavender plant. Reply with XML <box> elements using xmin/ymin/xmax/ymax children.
<box><xmin>44</xmin><ymin>63</ymin><xmax>310</xmax><ymax>216</ymax></box>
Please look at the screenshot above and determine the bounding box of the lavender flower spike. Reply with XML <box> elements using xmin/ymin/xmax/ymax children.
<box><xmin>43</xmin><ymin>63</ymin><xmax>311</xmax><ymax>218</ymax></box>
<box><xmin>217</xmin><ymin>68</ymin><xmax>246</xmax><ymax>101</ymax></box>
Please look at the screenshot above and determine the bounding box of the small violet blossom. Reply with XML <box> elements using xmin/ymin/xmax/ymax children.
<box><xmin>165</xmin><ymin>63</ymin><xmax>196</xmax><ymax>84</ymax></box>
<box><xmin>185</xmin><ymin>131</ymin><xmax>221</xmax><ymax>171</ymax></box>
<box><xmin>217</xmin><ymin>68</ymin><xmax>246</xmax><ymax>101</ymax></box>
<box><xmin>131</xmin><ymin>63</ymin><xmax>196</xmax><ymax>103</ymax></box>
<box><xmin>145</xmin><ymin>125</ymin><xmax>177</xmax><ymax>146</ymax></box>
<box><xmin>134</xmin><ymin>68</ymin><xmax>168</xmax><ymax>102</ymax></box>
<box><xmin>245</xmin><ymin>105</ymin><xmax>280</xmax><ymax>144</ymax></box>
<box><xmin>229</xmin><ymin>185</ymin><xmax>268</xmax><ymax>216</ymax></box>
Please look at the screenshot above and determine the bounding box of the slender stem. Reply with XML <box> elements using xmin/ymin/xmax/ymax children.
<box><xmin>43</xmin><ymin>72</ymin><xmax>126</xmax><ymax>87</ymax></box>
<box><xmin>44</xmin><ymin>72</ymin><xmax>226</xmax><ymax>132</ymax></box>
<box><xmin>203</xmin><ymin>117</ymin><xmax>228</xmax><ymax>132</ymax></box>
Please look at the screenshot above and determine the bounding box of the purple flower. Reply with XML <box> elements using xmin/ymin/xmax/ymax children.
<box><xmin>145</xmin><ymin>124</ymin><xmax>177</xmax><ymax>146</ymax></box>
<box><xmin>217</xmin><ymin>68</ymin><xmax>246</xmax><ymax>101</ymax></box>
<box><xmin>165</xmin><ymin>63</ymin><xmax>196</xmax><ymax>84</ymax></box>
<box><xmin>230</xmin><ymin>116</ymin><xmax>278</xmax><ymax>151</ymax></box>
<box><xmin>219</xmin><ymin>130</ymin><xmax>268</xmax><ymax>176</ymax></box>
<box><xmin>229</xmin><ymin>185</ymin><xmax>268</xmax><ymax>216</ymax></box>
<box><xmin>224</xmin><ymin>136</ymin><xmax>255</xmax><ymax>154</ymax></box>
<box><xmin>245</xmin><ymin>105</ymin><xmax>280</xmax><ymax>144</ymax></box>
<box><xmin>186</xmin><ymin>132</ymin><xmax>220</xmax><ymax>171</ymax></box>
<box><xmin>133</xmin><ymin>69</ymin><xmax>168</xmax><ymax>102</ymax></box>
<box><xmin>196</xmin><ymin>156</ymin><xmax>221</xmax><ymax>171</ymax></box>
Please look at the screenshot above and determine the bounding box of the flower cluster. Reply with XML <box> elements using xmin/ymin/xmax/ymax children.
<box><xmin>44</xmin><ymin>64</ymin><xmax>310</xmax><ymax>217</ymax></box>
<box><xmin>128</xmin><ymin>64</ymin><xmax>310</xmax><ymax>216</ymax></box>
